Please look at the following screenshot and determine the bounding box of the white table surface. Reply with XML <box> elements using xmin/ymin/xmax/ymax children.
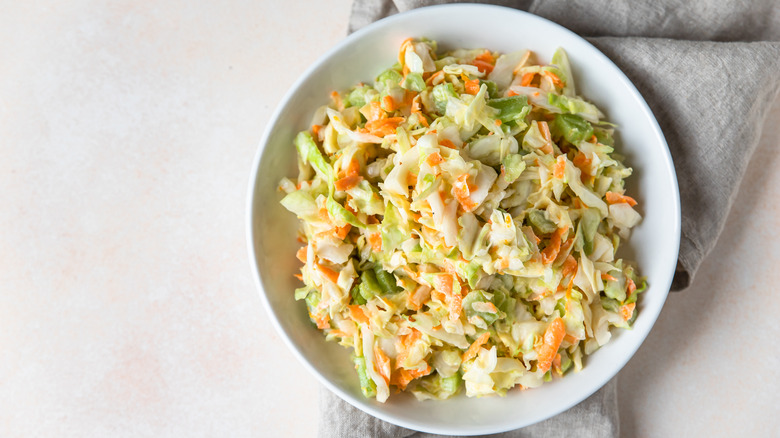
<box><xmin>2</xmin><ymin>1</ymin><xmax>778</xmax><ymax>437</ymax></box>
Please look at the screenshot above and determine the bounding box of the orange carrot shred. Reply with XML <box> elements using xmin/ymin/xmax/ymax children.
<box><xmin>465</xmin><ymin>77</ymin><xmax>480</xmax><ymax>95</ymax></box>
<box><xmin>553</xmin><ymin>155</ymin><xmax>566</xmax><ymax>179</ymax></box>
<box><xmin>536</xmin><ymin>317</ymin><xmax>565</xmax><ymax>373</ymax></box>
<box><xmin>541</xmin><ymin>226</ymin><xmax>567</xmax><ymax>264</ymax></box>
<box><xmin>462</xmin><ymin>332</ymin><xmax>491</xmax><ymax>362</ymax></box>
<box><xmin>475</xmin><ymin>50</ymin><xmax>494</xmax><ymax>64</ymax></box>
<box><xmin>374</xmin><ymin>346</ymin><xmax>391</xmax><ymax>385</ymax></box>
<box><xmin>317</xmin><ymin>264</ymin><xmax>340</xmax><ymax>284</ymax></box>
<box><xmin>382</xmin><ymin>95</ymin><xmax>396</xmax><ymax>112</ymax></box>
<box><xmin>620</xmin><ymin>302</ymin><xmax>636</xmax><ymax>321</ymax></box>
<box><xmin>471</xmin><ymin>59</ymin><xmax>494</xmax><ymax>74</ymax></box>
<box><xmin>335</xmin><ymin>174</ymin><xmax>363</xmax><ymax>191</ymax></box>
<box><xmin>425</xmin><ymin>151</ymin><xmax>443</xmax><ymax>166</ymax></box>
<box><xmin>367</xmin><ymin>232</ymin><xmax>383</xmax><ymax>252</ymax></box>
<box><xmin>365</xmin><ymin>101</ymin><xmax>387</xmax><ymax>123</ymax></box>
<box><xmin>601</xmin><ymin>273</ymin><xmax>618</xmax><ymax>282</ymax></box>
<box><xmin>334</xmin><ymin>224</ymin><xmax>351</xmax><ymax>240</ymax></box>
<box><xmin>605</xmin><ymin>191</ymin><xmax>638</xmax><ymax>207</ymax></box>
<box><xmin>348</xmin><ymin>305</ymin><xmax>369</xmax><ymax>325</ymax></box>
<box><xmin>452</xmin><ymin>174</ymin><xmax>476</xmax><ymax>211</ymax></box>
<box><xmin>314</xmin><ymin>313</ymin><xmax>330</xmax><ymax>330</ymax></box>
<box><xmin>439</xmin><ymin>138</ymin><xmax>457</xmax><ymax>149</ymax></box>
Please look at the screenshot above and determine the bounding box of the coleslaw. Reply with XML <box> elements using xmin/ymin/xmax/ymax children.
<box><xmin>278</xmin><ymin>38</ymin><xmax>645</xmax><ymax>402</ymax></box>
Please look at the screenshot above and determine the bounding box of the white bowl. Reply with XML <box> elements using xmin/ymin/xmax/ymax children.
<box><xmin>247</xmin><ymin>4</ymin><xmax>680</xmax><ymax>435</ymax></box>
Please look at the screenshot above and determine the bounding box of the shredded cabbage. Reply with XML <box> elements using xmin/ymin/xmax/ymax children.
<box><xmin>280</xmin><ymin>40</ymin><xmax>645</xmax><ymax>402</ymax></box>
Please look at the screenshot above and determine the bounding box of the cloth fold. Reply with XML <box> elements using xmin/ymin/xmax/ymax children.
<box><xmin>320</xmin><ymin>1</ymin><xmax>780</xmax><ymax>437</ymax></box>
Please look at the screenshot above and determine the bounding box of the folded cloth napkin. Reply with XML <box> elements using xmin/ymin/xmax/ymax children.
<box><xmin>320</xmin><ymin>1</ymin><xmax>780</xmax><ymax>437</ymax></box>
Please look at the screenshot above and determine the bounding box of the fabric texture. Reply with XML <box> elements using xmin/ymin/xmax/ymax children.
<box><xmin>320</xmin><ymin>1</ymin><xmax>780</xmax><ymax>437</ymax></box>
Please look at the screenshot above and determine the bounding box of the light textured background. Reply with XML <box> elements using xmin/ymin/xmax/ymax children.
<box><xmin>1</xmin><ymin>1</ymin><xmax>778</xmax><ymax>437</ymax></box>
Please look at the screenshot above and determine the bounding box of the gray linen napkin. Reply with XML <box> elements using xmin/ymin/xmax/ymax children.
<box><xmin>320</xmin><ymin>1</ymin><xmax>780</xmax><ymax>437</ymax></box>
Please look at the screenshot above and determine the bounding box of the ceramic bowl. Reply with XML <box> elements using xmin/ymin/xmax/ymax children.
<box><xmin>247</xmin><ymin>4</ymin><xmax>680</xmax><ymax>435</ymax></box>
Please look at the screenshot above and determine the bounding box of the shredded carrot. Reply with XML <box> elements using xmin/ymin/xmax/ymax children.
<box><xmin>563</xmin><ymin>334</ymin><xmax>579</xmax><ymax>345</ymax></box>
<box><xmin>334</xmin><ymin>224</ymin><xmax>351</xmax><ymax>240</ymax></box>
<box><xmin>475</xmin><ymin>50</ymin><xmax>494</xmax><ymax>64</ymax></box>
<box><xmin>431</xmin><ymin>289</ymin><xmax>446</xmax><ymax>303</ymax></box>
<box><xmin>410</xmin><ymin>95</ymin><xmax>429</xmax><ymax>127</ymax></box>
<box><xmin>447</xmin><ymin>292</ymin><xmax>463</xmax><ymax>322</ymax></box>
<box><xmin>494</xmin><ymin>119</ymin><xmax>502</xmax><ymax>127</ymax></box>
<box><xmin>293</xmin><ymin>273</ymin><xmax>304</xmax><ymax>282</ymax></box>
<box><xmin>541</xmin><ymin>226</ymin><xmax>568</xmax><ymax>264</ymax></box>
<box><xmin>462</xmin><ymin>332</ymin><xmax>491</xmax><ymax>362</ymax></box>
<box><xmin>601</xmin><ymin>273</ymin><xmax>618</xmax><ymax>282</ymax></box>
<box><xmin>374</xmin><ymin>346</ymin><xmax>391</xmax><ymax>385</ymax></box>
<box><xmin>536</xmin><ymin>317</ymin><xmax>566</xmax><ymax>373</ymax></box>
<box><xmin>335</xmin><ymin>174</ymin><xmax>362</xmax><ymax>191</ymax></box>
<box><xmin>434</xmin><ymin>273</ymin><xmax>463</xmax><ymax>321</ymax></box>
<box><xmin>605</xmin><ymin>191</ymin><xmax>638</xmax><ymax>207</ymax></box>
<box><xmin>620</xmin><ymin>302</ymin><xmax>636</xmax><ymax>321</ymax></box>
<box><xmin>344</xmin><ymin>158</ymin><xmax>360</xmax><ymax>177</ymax></box>
<box><xmin>367</xmin><ymin>232</ymin><xmax>383</xmax><ymax>252</ymax></box>
<box><xmin>507</xmin><ymin>89</ymin><xmax>519</xmax><ymax>97</ymax></box>
<box><xmin>553</xmin><ymin>155</ymin><xmax>566</xmax><ymax>179</ymax></box>
<box><xmin>538</xmin><ymin>121</ymin><xmax>553</xmax><ymax>154</ymax></box>
<box><xmin>295</xmin><ymin>246</ymin><xmax>307</xmax><ymax>263</ymax></box>
<box><xmin>365</xmin><ymin>101</ymin><xmax>387</xmax><ymax>123</ymax></box>
<box><xmin>561</xmin><ymin>255</ymin><xmax>578</xmax><ymax>281</ymax></box>
<box><xmin>452</xmin><ymin>174</ymin><xmax>477</xmax><ymax>211</ymax></box>
<box><xmin>425</xmin><ymin>70</ymin><xmax>444</xmax><ymax>85</ymax></box>
<box><xmin>626</xmin><ymin>276</ymin><xmax>637</xmax><ymax>296</ymax></box>
<box><xmin>425</xmin><ymin>151</ymin><xmax>443</xmax><ymax>166</ymax></box>
<box><xmin>434</xmin><ymin>273</ymin><xmax>453</xmax><ymax>296</ymax></box>
<box><xmin>552</xmin><ymin>353</ymin><xmax>562</xmax><ymax>374</ymax></box>
<box><xmin>471</xmin><ymin>59</ymin><xmax>494</xmax><ymax>74</ymax></box>
<box><xmin>390</xmin><ymin>363</ymin><xmax>432</xmax><ymax>390</ymax></box>
<box><xmin>318</xmin><ymin>207</ymin><xmax>331</xmax><ymax>223</ymax></box>
<box><xmin>365</xmin><ymin>117</ymin><xmax>404</xmax><ymax>137</ymax></box>
<box><xmin>348</xmin><ymin>305</ymin><xmax>369</xmax><ymax>325</ymax></box>
<box><xmin>407</xmin><ymin>285</ymin><xmax>431</xmax><ymax>311</ymax></box>
<box><xmin>382</xmin><ymin>95</ymin><xmax>396</xmax><ymax>112</ymax></box>
<box><xmin>572</xmin><ymin>151</ymin><xmax>592</xmax><ymax>180</ymax></box>
<box><xmin>544</xmin><ymin>71</ymin><xmax>564</xmax><ymax>88</ymax></box>
<box><xmin>314</xmin><ymin>312</ymin><xmax>330</xmax><ymax>330</ymax></box>
<box><xmin>520</xmin><ymin>72</ymin><xmax>535</xmax><ymax>87</ymax></box>
<box><xmin>464</xmin><ymin>77</ymin><xmax>480</xmax><ymax>95</ymax></box>
<box><xmin>317</xmin><ymin>263</ymin><xmax>340</xmax><ymax>284</ymax></box>
<box><xmin>398</xmin><ymin>37</ymin><xmax>414</xmax><ymax>65</ymax></box>
<box><xmin>439</xmin><ymin>138</ymin><xmax>457</xmax><ymax>149</ymax></box>
<box><xmin>311</xmin><ymin>124</ymin><xmax>322</xmax><ymax>136</ymax></box>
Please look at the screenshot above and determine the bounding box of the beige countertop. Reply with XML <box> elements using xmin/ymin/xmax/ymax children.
<box><xmin>2</xmin><ymin>1</ymin><xmax>778</xmax><ymax>436</ymax></box>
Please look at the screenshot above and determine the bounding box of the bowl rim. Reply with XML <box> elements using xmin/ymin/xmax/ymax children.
<box><xmin>247</xmin><ymin>3</ymin><xmax>681</xmax><ymax>434</ymax></box>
